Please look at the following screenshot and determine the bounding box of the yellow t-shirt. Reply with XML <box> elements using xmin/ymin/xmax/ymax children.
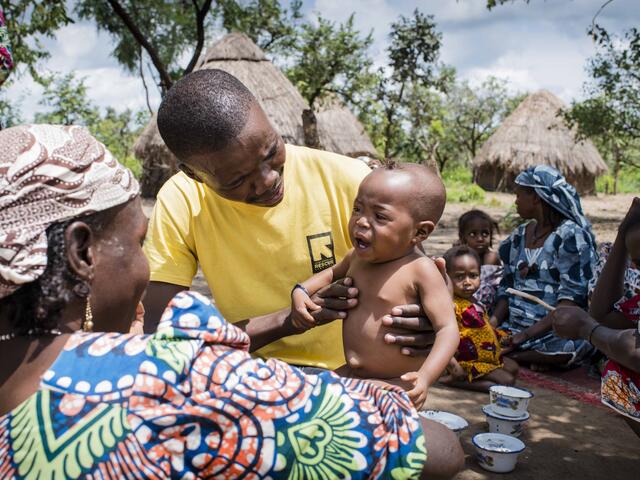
<box><xmin>144</xmin><ymin>144</ymin><xmax>370</xmax><ymax>368</ymax></box>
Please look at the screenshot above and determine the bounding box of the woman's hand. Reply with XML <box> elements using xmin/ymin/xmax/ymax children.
<box><xmin>550</xmin><ymin>306</ymin><xmax>597</xmax><ymax>340</ymax></box>
<box><xmin>308</xmin><ymin>277</ymin><xmax>359</xmax><ymax>324</ymax></box>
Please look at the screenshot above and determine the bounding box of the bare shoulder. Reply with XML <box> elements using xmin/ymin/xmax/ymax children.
<box><xmin>409</xmin><ymin>254</ymin><xmax>441</xmax><ymax>280</ymax></box>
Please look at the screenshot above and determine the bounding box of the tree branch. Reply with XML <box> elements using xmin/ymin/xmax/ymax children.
<box><xmin>592</xmin><ymin>0</ymin><xmax>615</xmax><ymax>33</ymax></box>
<box><xmin>138</xmin><ymin>45</ymin><xmax>153</xmax><ymax>114</ymax></box>
<box><xmin>106</xmin><ymin>0</ymin><xmax>173</xmax><ymax>92</ymax></box>
<box><xmin>184</xmin><ymin>0</ymin><xmax>214</xmax><ymax>74</ymax></box>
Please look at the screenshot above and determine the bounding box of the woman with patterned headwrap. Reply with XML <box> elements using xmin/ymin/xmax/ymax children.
<box><xmin>0</xmin><ymin>125</ymin><xmax>463</xmax><ymax>479</ymax></box>
<box><xmin>490</xmin><ymin>165</ymin><xmax>597</xmax><ymax>367</ymax></box>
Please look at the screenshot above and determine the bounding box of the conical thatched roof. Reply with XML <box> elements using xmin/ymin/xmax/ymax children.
<box><xmin>134</xmin><ymin>32</ymin><xmax>376</xmax><ymax>197</ymax></box>
<box><xmin>472</xmin><ymin>90</ymin><xmax>608</xmax><ymax>184</ymax></box>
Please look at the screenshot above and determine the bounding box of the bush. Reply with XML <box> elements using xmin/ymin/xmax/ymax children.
<box><xmin>596</xmin><ymin>169</ymin><xmax>640</xmax><ymax>194</ymax></box>
<box><xmin>442</xmin><ymin>166</ymin><xmax>486</xmax><ymax>203</ymax></box>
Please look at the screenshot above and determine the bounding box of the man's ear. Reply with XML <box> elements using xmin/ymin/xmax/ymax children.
<box><xmin>65</xmin><ymin>221</ymin><xmax>95</xmax><ymax>283</ymax></box>
<box><xmin>415</xmin><ymin>220</ymin><xmax>435</xmax><ymax>243</ymax></box>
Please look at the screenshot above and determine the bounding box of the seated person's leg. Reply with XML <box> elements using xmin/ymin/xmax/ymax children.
<box><xmin>419</xmin><ymin>418</ymin><xmax>465</xmax><ymax>480</ymax></box>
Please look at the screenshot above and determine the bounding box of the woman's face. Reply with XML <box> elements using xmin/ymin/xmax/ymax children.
<box><xmin>90</xmin><ymin>198</ymin><xmax>149</xmax><ymax>333</ymax></box>
<box><xmin>515</xmin><ymin>186</ymin><xmax>538</xmax><ymax>220</ymax></box>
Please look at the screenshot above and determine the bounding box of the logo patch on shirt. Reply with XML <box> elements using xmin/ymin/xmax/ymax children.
<box><xmin>307</xmin><ymin>232</ymin><xmax>336</xmax><ymax>273</ymax></box>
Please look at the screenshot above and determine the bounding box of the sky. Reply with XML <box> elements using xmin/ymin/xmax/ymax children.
<box><xmin>5</xmin><ymin>0</ymin><xmax>640</xmax><ymax>119</ymax></box>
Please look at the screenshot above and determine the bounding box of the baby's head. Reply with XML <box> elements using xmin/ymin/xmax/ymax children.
<box><xmin>625</xmin><ymin>223</ymin><xmax>640</xmax><ymax>267</ymax></box>
<box><xmin>458</xmin><ymin>209</ymin><xmax>499</xmax><ymax>255</ymax></box>
<box><xmin>443</xmin><ymin>246</ymin><xmax>481</xmax><ymax>301</ymax></box>
<box><xmin>349</xmin><ymin>162</ymin><xmax>446</xmax><ymax>263</ymax></box>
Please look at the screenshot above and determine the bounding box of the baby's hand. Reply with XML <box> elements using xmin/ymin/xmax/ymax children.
<box><xmin>291</xmin><ymin>287</ymin><xmax>321</xmax><ymax>331</ymax></box>
<box><xmin>401</xmin><ymin>371</ymin><xmax>428</xmax><ymax>411</ymax></box>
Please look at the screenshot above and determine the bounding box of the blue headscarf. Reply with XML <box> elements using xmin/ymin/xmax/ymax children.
<box><xmin>515</xmin><ymin>165</ymin><xmax>596</xmax><ymax>249</ymax></box>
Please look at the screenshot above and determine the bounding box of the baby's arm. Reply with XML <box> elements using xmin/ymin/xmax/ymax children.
<box><xmin>402</xmin><ymin>257</ymin><xmax>459</xmax><ymax>407</ymax></box>
<box><xmin>291</xmin><ymin>250</ymin><xmax>353</xmax><ymax>329</ymax></box>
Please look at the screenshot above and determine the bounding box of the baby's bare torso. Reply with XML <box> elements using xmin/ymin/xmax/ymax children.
<box><xmin>343</xmin><ymin>252</ymin><xmax>428</xmax><ymax>379</ymax></box>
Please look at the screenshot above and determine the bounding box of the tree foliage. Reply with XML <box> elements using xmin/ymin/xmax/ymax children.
<box><xmin>217</xmin><ymin>0</ymin><xmax>302</xmax><ymax>53</ymax></box>
<box><xmin>286</xmin><ymin>14</ymin><xmax>373</xmax><ymax>109</ymax></box>
<box><xmin>361</xmin><ymin>9</ymin><xmax>452</xmax><ymax>161</ymax></box>
<box><xmin>563</xmin><ymin>25</ymin><xmax>640</xmax><ymax>193</ymax></box>
<box><xmin>1</xmin><ymin>1</ymin><xmax>72</xmax><ymax>83</ymax></box>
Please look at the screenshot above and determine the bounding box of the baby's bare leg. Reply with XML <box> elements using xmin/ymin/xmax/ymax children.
<box><xmin>419</xmin><ymin>417</ymin><xmax>465</xmax><ymax>480</ymax></box>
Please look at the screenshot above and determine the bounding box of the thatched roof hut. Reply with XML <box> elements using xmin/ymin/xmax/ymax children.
<box><xmin>134</xmin><ymin>32</ymin><xmax>376</xmax><ymax>197</ymax></box>
<box><xmin>472</xmin><ymin>90</ymin><xmax>608</xmax><ymax>195</ymax></box>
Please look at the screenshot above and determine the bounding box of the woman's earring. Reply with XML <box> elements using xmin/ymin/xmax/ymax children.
<box><xmin>83</xmin><ymin>296</ymin><xmax>94</xmax><ymax>332</ymax></box>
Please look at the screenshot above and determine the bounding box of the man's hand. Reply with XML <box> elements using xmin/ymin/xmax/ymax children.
<box><xmin>308</xmin><ymin>277</ymin><xmax>359</xmax><ymax>324</ymax></box>
<box><xmin>550</xmin><ymin>306</ymin><xmax>597</xmax><ymax>340</ymax></box>
<box><xmin>381</xmin><ymin>257</ymin><xmax>450</xmax><ymax>356</ymax></box>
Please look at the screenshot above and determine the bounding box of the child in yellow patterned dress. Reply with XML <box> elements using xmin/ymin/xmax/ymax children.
<box><xmin>441</xmin><ymin>246</ymin><xmax>519</xmax><ymax>392</ymax></box>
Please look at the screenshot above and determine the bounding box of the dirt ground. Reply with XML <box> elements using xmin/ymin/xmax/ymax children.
<box><xmin>428</xmin><ymin>382</ymin><xmax>639</xmax><ymax>480</ymax></box>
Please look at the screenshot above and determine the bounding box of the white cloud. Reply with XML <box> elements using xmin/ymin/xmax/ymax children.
<box><xmin>56</xmin><ymin>23</ymin><xmax>98</xmax><ymax>58</ymax></box>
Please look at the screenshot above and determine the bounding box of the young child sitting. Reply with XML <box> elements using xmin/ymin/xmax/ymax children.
<box><xmin>457</xmin><ymin>209</ymin><xmax>502</xmax><ymax>312</ymax></box>
<box><xmin>440</xmin><ymin>246</ymin><xmax>518</xmax><ymax>392</ymax></box>
<box><xmin>291</xmin><ymin>163</ymin><xmax>459</xmax><ymax>410</ymax></box>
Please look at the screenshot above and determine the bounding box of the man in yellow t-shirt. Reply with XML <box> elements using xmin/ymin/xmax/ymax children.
<box><xmin>143</xmin><ymin>69</ymin><xmax>436</xmax><ymax>369</ymax></box>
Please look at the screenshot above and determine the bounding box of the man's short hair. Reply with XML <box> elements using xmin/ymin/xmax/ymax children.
<box><xmin>157</xmin><ymin>69</ymin><xmax>257</xmax><ymax>160</ymax></box>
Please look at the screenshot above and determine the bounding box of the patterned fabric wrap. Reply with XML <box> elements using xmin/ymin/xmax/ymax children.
<box><xmin>473</xmin><ymin>264</ymin><xmax>503</xmax><ymax>313</ymax></box>
<box><xmin>0</xmin><ymin>124</ymin><xmax>139</xmax><ymax>299</ymax></box>
<box><xmin>0</xmin><ymin>291</ymin><xmax>427</xmax><ymax>479</ymax></box>
<box><xmin>515</xmin><ymin>165</ymin><xmax>596</xmax><ymax>250</ymax></box>
<box><xmin>600</xmin><ymin>293</ymin><xmax>640</xmax><ymax>422</ymax></box>
<box><xmin>496</xmin><ymin>220</ymin><xmax>595</xmax><ymax>364</ymax></box>
<box><xmin>453</xmin><ymin>297</ymin><xmax>503</xmax><ymax>382</ymax></box>
<box><xmin>0</xmin><ymin>10</ymin><xmax>13</xmax><ymax>73</ymax></box>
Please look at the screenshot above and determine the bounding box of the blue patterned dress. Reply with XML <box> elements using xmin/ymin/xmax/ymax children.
<box><xmin>0</xmin><ymin>292</ymin><xmax>426</xmax><ymax>479</ymax></box>
<box><xmin>496</xmin><ymin>220</ymin><xmax>595</xmax><ymax>363</ymax></box>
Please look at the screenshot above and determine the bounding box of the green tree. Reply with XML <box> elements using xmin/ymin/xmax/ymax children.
<box><xmin>285</xmin><ymin>14</ymin><xmax>373</xmax><ymax>148</ymax></box>
<box><xmin>361</xmin><ymin>9</ymin><xmax>452</xmax><ymax>161</ymax></box>
<box><xmin>1</xmin><ymin>1</ymin><xmax>72</xmax><ymax>83</ymax></box>
<box><xmin>0</xmin><ymin>94</ymin><xmax>23</xmax><ymax>128</ymax></box>
<box><xmin>76</xmin><ymin>0</ymin><xmax>304</xmax><ymax>96</ymax></box>
<box><xmin>447</xmin><ymin>77</ymin><xmax>524</xmax><ymax>163</ymax></box>
<box><xmin>76</xmin><ymin>0</ymin><xmax>215</xmax><ymax>95</ymax></box>
<box><xmin>217</xmin><ymin>0</ymin><xmax>302</xmax><ymax>53</ymax></box>
<box><xmin>563</xmin><ymin>26</ymin><xmax>640</xmax><ymax>193</ymax></box>
<box><xmin>34</xmin><ymin>72</ymin><xmax>98</xmax><ymax>125</ymax></box>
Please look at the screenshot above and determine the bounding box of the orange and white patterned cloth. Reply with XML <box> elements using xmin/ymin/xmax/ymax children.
<box><xmin>0</xmin><ymin>291</ymin><xmax>427</xmax><ymax>478</ymax></box>
<box><xmin>600</xmin><ymin>294</ymin><xmax>640</xmax><ymax>422</ymax></box>
<box><xmin>0</xmin><ymin>124</ymin><xmax>139</xmax><ymax>298</ymax></box>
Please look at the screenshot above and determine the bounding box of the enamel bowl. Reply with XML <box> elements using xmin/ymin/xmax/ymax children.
<box><xmin>489</xmin><ymin>385</ymin><xmax>534</xmax><ymax>417</ymax></box>
<box><xmin>472</xmin><ymin>432</ymin><xmax>526</xmax><ymax>473</ymax></box>
<box><xmin>482</xmin><ymin>404</ymin><xmax>529</xmax><ymax>437</ymax></box>
<box><xmin>419</xmin><ymin>410</ymin><xmax>469</xmax><ymax>437</ymax></box>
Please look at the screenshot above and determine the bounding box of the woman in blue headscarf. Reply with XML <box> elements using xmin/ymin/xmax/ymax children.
<box><xmin>491</xmin><ymin>165</ymin><xmax>597</xmax><ymax>367</ymax></box>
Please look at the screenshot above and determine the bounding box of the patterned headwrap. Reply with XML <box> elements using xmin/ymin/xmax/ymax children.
<box><xmin>0</xmin><ymin>124</ymin><xmax>140</xmax><ymax>299</ymax></box>
<box><xmin>515</xmin><ymin>165</ymin><xmax>596</xmax><ymax>249</ymax></box>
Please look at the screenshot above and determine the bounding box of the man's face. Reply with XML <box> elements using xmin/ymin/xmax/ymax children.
<box><xmin>179</xmin><ymin>103</ymin><xmax>286</xmax><ymax>207</ymax></box>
